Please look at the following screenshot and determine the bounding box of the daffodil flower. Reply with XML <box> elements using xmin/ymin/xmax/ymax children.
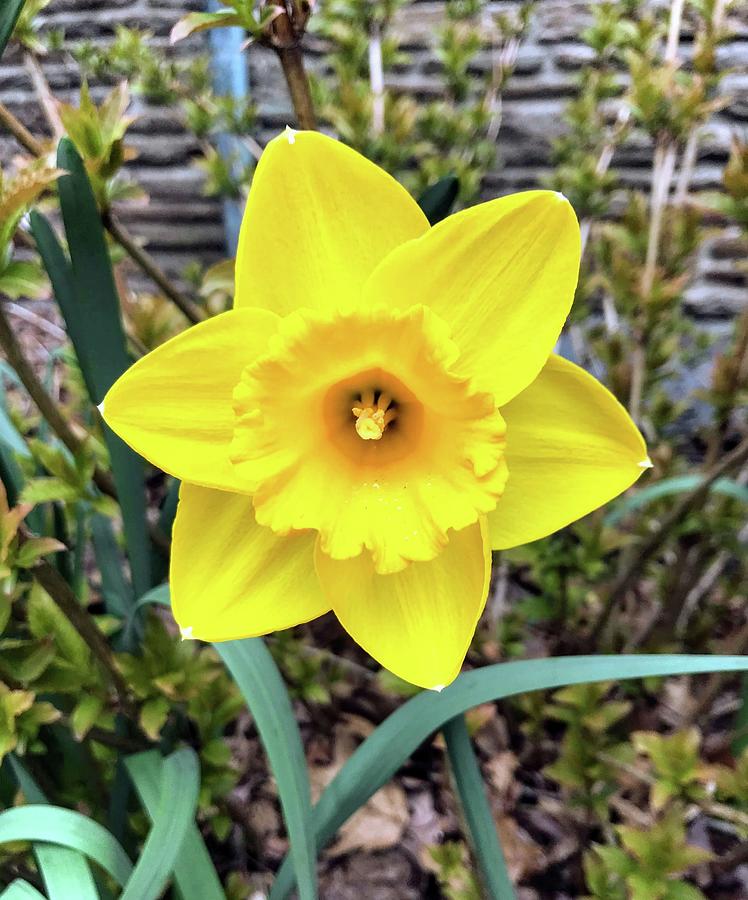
<box><xmin>101</xmin><ymin>129</ymin><xmax>649</xmax><ymax>689</ymax></box>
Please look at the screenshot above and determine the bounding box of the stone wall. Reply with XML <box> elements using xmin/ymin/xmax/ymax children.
<box><xmin>1</xmin><ymin>0</ymin><xmax>746</xmax><ymax>317</ymax></box>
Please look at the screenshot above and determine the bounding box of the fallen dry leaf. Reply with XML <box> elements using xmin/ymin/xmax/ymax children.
<box><xmin>311</xmin><ymin>717</ymin><xmax>409</xmax><ymax>857</ymax></box>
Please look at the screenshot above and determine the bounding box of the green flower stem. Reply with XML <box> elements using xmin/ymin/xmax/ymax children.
<box><xmin>443</xmin><ymin>714</ymin><xmax>515</xmax><ymax>899</ymax></box>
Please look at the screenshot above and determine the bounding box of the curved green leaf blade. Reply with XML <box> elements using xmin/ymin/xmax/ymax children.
<box><xmin>126</xmin><ymin>749</ymin><xmax>223</xmax><ymax>900</ymax></box>
<box><xmin>0</xmin><ymin>806</ymin><xmax>132</xmax><ymax>887</ymax></box>
<box><xmin>417</xmin><ymin>175</ymin><xmax>460</xmax><ymax>225</ymax></box>
<box><xmin>8</xmin><ymin>756</ymin><xmax>100</xmax><ymax>900</ymax></box>
<box><xmin>216</xmin><ymin>640</ymin><xmax>317</xmax><ymax>900</ymax></box>
<box><xmin>40</xmin><ymin>146</ymin><xmax>152</xmax><ymax>598</ymax></box>
<box><xmin>443</xmin><ymin>715</ymin><xmax>514</xmax><ymax>899</ymax></box>
<box><xmin>604</xmin><ymin>475</ymin><xmax>748</xmax><ymax>526</ymax></box>
<box><xmin>121</xmin><ymin>748</ymin><xmax>199</xmax><ymax>900</ymax></box>
<box><xmin>91</xmin><ymin>514</ymin><xmax>134</xmax><ymax>617</ymax></box>
<box><xmin>121</xmin><ymin>582</ymin><xmax>170</xmax><ymax>648</ymax></box>
<box><xmin>272</xmin><ymin>654</ymin><xmax>748</xmax><ymax>898</ymax></box>
<box><xmin>0</xmin><ymin>0</ymin><xmax>24</xmax><ymax>57</ymax></box>
<box><xmin>130</xmin><ymin>587</ymin><xmax>325</xmax><ymax>900</ymax></box>
<box><xmin>0</xmin><ymin>881</ymin><xmax>48</xmax><ymax>900</ymax></box>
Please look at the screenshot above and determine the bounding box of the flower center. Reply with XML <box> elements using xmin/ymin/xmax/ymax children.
<box><xmin>229</xmin><ymin>305</ymin><xmax>507</xmax><ymax>573</ymax></box>
<box><xmin>351</xmin><ymin>390</ymin><xmax>396</xmax><ymax>441</ymax></box>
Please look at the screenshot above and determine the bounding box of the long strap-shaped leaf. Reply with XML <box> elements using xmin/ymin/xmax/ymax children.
<box><xmin>271</xmin><ymin>653</ymin><xmax>748</xmax><ymax>898</ymax></box>
<box><xmin>7</xmin><ymin>756</ymin><xmax>99</xmax><ymax>900</ymax></box>
<box><xmin>417</xmin><ymin>175</ymin><xmax>460</xmax><ymax>225</ymax></box>
<box><xmin>215</xmin><ymin>640</ymin><xmax>318</xmax><ymax>900</ymax></box>
<box><xmin>120</xmin><ymin>748</ymin><xmax>199</xmax><ymax>900</ymax></box>
<box><xmin>0</xmin><ymin>882</ymin><xmax>47</xmax><ymax>900</ymax></box>
<box><xmin>443</xmin><ymin>715</ymin><xmax>514</xmax><ymax>899</ymax></box>
<box><xmin>125</xmin><ymin>749</ymin><xmax>224</xmax><ymax>900</ymax></box>
<box><xmin>0</xmin><ymin>0</ymin><xmax>24</xmax><ymax>57</ymax></box>
<box><xmin>128</xmin><ymin>577</ymin><xmax>319</xmax><ymax>900</ymax></box>
<box><xmin>0</xmin><ymin>806</ymin><xmax>133</xmax><ymax>887</ymax></box>
<box><xmin>604</xmin><ymin>474</ymin><xmax>748</xmax><ymax>526</ymax></box>
<box><xmin>32</xmin><ymin>147</ymin><xmax>152</xmax><ymax>598</ymax></box>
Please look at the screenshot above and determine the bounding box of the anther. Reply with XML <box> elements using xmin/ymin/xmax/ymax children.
<box><xmin>352</xmin><ymin>390</ymin><xmax>396</xmax><ymax>441</ymax></box>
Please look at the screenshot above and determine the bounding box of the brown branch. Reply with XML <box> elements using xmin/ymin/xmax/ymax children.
<box><xmin>0</xmin><ymin>101</ymin><xmax>44</xmax><ymax>155</ymax></box>
<box><xmin>24</xmin><ymin>51</ymin><xmax>64</xmax><ymax>138</ymax></box>
<box><xmin>0</xmin><ymin>299</ymin><xmax>89</xmax><ymax>459</ymax></box>
<box><xmin>274</xmin><ymin>44</ymin><xmax>317</xmax><ymax>130</ymax></box>
<box><xmin>26</xmin><ymin>542</ymin><xmax>138</xmax><ymax>722</ymax></box>
<box><xmin>265</xmin><ymin>2</ymin><xmax>317</xmax><ymax>130</ymax></box>
<box><xmin>588</xmin><ymin>436</ymin><xmax>748</xmax><ymax>647</ymax></box>
<box><xmin>102</xmin><ymin>211</ymin><xmax>205</xmax><ymax>324</ymax></box>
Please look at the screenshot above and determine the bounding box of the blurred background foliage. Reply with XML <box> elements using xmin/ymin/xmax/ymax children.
<box><xmin>0</xmin><ymin>0</ymin><xmax>747</xmax><ymax>896</ymax></box>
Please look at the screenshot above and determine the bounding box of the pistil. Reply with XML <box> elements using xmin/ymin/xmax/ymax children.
<box><xmin>352</xmin><ymin>390</ymin><xmax>396</xmax><ymax>441</ymax></box>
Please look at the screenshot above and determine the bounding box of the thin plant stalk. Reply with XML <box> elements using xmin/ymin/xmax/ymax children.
<box><xmin>23</xmin><ymin>533</ymin><xmax>139</xmax><ymax>723</ymax></box>
<box><xmin>275</xmin><ymin>44</ymin><xmax>316</xmax><ymax>130</ymax></box>
<box><xmin>368</xmin><ymin>20</ymin><xmax>385</xmax><ymax>138</ymax></box>
<box><xmin>588</xmin><ymin>435</ymin><xmax>748</xmax><ymax>646</ymax></box>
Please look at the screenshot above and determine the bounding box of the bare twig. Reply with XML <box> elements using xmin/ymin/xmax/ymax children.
<box><xmin>102</xmin><ymin>211</ymin><xmax>205</xmax><ymax>324</ymax></box>
<box><xmin>6</xmin><ymin>301</ymin><xmax>67</xmax><ymax>341</ymax></box>
<box><xmin>0</xmin><ymin>101</ymin><xmax>44</xmax><ymax>156</ymax></box>
<box><xmin>26</xmin><ymin>540</ymin><xmax>139</xmax><ymax>722</ymax></box>
<box><xmin>483</xmin><ymin>33</ymin><xmax>520</xmax><ymax>144</ymax></box>
<box><xmin>588</xmin><ymin>436</ymin><xmax>748</xmax><ymax>647</ymax></box>
<box><xmin>264</xmin><ymin>0</ymin><xmax>316</xmax><ymax>130</ymax></box>
<box><xmin>24</xmin><ymin>51</ymin><xmax>64</xmax><ymax>138</ymax></box>
<box><xmin>674</xmin><ymin>128</ymin><xmax>700</xmax><ymax>206</ymax></box>
<box><xmin>368</xmin><ymin>20</ymin><xmax>385</xmax><ymax>137</ymax></box>
<box><xmin>275</xmin><ymin>44</ymin><xmax>317</xmax><ymax>130</ymax></box>
<box><xmin>664</xmin><ymin>0</ymin><xmax>685</xmax><ymax>64</ymax></box>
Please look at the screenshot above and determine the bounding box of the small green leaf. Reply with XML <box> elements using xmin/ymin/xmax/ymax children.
<box><xmin>70</xmin><ymin>694</ymin><xmax>105</xmax><ymax>741</ymax></box>
<box><xmin>0</xmin><ymin>261</ymin><xmax>48</xmax><ymax>299</ymax></box>
<box><xmin>19</xmin><ymin>477</ymin><xmax>82</xmax><ymax>505</ymax></box>
<box><xmin>139</xmin><ymin>696</ymin><xmax>170</xmax><ymax>740</ymax></box>
<box><xmin>15</xmin><ymin>537</ymin><xmax>66</xmax><ymax>568</ymax></box>
<box><xmin>170</xmin><ymin>10</ymin><xmax>242</xmax><ymax>43</ymax></box>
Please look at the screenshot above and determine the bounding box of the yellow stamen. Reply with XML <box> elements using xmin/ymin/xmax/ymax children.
<box><xmin>352</xmin><ymin>390</ymin><xmax>397</xmax><ymax>441</ymax></box>
<box><xmin>352</xmin><ymin>406</ymin><xmax>386</xmax><ymax>440</ymax></box>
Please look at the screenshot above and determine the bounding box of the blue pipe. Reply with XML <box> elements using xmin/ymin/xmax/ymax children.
<box><xmin>207</xmin><ymin>0</ymin><xmax>251</xmax><ymax>255</ymax></box>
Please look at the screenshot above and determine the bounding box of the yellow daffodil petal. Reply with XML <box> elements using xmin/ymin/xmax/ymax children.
<box><xmin>101</xmin><ymin>308</ymin><xmax>278</xmax><ymax>491</ymax></box>
<box><xmin>171</xmin><ymin>483</ymin><xmax>328</xmax><ymax>641</ymax></box>
<box><xmin>234</xmin><ymin>130</ymin><xmax>429</xmax><ymax>316</ymax></box>
<box><xmin>488</xmin><ymin>354</ymin><xmax>649</xmax><ymax>549</ymax></box>
<box><xmin>363</xmin><ymin>190</ymin><xmax>581</xmax><ymax>406</ymax></box>
<box><xmin>230</xmin><ymin>306</ymin><xmax>507</xmax><ymax>574</ymax></box>
<box><xmin>316</xmin><ymin>520</ymin><xmax>490</xmax><ymax>689</ymax></box>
